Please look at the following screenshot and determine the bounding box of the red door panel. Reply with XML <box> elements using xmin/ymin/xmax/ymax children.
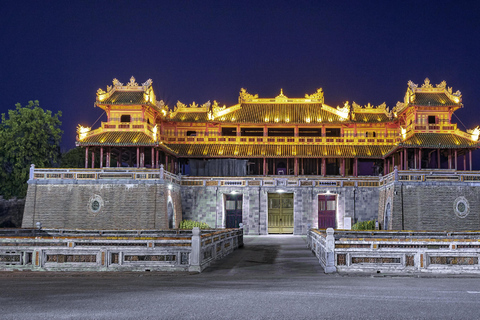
<box><xmin>318</xmin><ymin>195</ymin><xmax>336</xmax><ymax>229</ymax></box>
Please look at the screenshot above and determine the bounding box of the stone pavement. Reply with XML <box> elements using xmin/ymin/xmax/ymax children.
<box><xmin>2</xmin><ymin>235</ymin><xmax>480</xmax><ymax>320</ymax></box>
<box><xmin>203</xmin><ymin>235</ymin><xmax>325</xmax><ymax>277</ymax></box>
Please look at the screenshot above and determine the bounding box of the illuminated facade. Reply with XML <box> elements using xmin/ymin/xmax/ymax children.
<box><xmin>77</xmin><ymin>77</ymin><xmax>479</xmax><ymax>176</ymax></box>
<box><xmin>70</xmin><ymin>77</ymin><xmax>480</xmax><ymax>233</ymax></box>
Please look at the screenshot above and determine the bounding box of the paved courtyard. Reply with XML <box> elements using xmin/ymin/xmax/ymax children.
<box><xmin>1</xmin><ymin>235</ymin><xmax>480</xmax><ymax>319</ymax></box>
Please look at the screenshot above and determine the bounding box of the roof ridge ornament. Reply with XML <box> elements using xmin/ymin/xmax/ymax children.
<box><xmin>113</xmin><ymin>78</ymin><xmax>123</xmax><ymax>86</ymax></box>
<box><xmin>305</xmin><ymin>88</ymin><xmax>324</xmax><ymax>103</ymax></box>
<box><xmin>421</xmin><ymin>78</ymin><xmax>433</xmax><ymax>89</ymax></box>
<box><xmin>239</xmin><ymin>88</ymin><xmax>258</xmax><ymax>103</ymax></box>
<box><xmin>142</xmin><ymin>79</ymin><xmax>153</xmax><ymax>87</ymax></box>
<box><xmin>275</xmin><ymin>89</ymin><xmax>288</xmax><ymax>102</ymax></box>
<box><xmin>127</xmin><ymin>76</ymin><xmax>138</xmax><ymax>87</ymax></box>
<box><xmin>436</xmin><ymin>80</ymin><xmax>447</xmax><ymax>89</ymax></box>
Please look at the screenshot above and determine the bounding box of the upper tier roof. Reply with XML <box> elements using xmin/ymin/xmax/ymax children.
<box><xmin>394</xmin><ymin>78</ymin><xmax>462</xmax><ymax>114</ymax></box>
<box><xmin>95</xmin><ymin>77</ymin><xmax>165</xmax><ymax>112</ymax></box>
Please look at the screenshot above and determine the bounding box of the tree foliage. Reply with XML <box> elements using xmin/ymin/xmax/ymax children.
<box><xmin>60</xmin><ymin>147</ymin><xmax>86</xmax><ymax>168</ymax></box>
<box><xmin>0</xmin><ymin>101</ymin><xmax>62</xmax><ymax>198</ymax></box>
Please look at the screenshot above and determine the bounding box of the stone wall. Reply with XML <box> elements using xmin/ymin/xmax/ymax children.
<box><xmin>380</xmin><ymin>181</ymin><xmax>480</xmax><ymax>231</ymax></box>
<box><xmin>22</xmin><ymin>180</ymin><xmax>182</xmax><ymax>230</ymax></box>
<box><xmin>0</xmin><ymin>197</ymin><xmax>25</xmax><ymax>228</ymax></box>
<box><xmin>180</xmin><ymin>185</ymin><xmax>378</xmax><ymax>235</ymax></box>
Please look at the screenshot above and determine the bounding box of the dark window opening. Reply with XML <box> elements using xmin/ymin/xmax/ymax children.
<box><xmin>120</xmin><ymin>115</ymin><xmax>131</xmax><ymax>123</ymax></box>
<box><xmin>147</xmin><ymin>119</ymin><xmax>150</xmax><ymax>124</ymax></box>
<box><xmin>325</xmin><ymin>128</ymin><xmax>341</xmax><ymax>137</ymax></box>
<box><xmin>186</xmin><ymin>131</ymin><xmax>196</xmax><ymax>136</ymax></box>
<box><xmin>365</xmin><ymin>132</ymin><xmax>376</xmax><ymax>138</ymax></box>
<box><xmin>222</xmin><ymin>127</ymin><xmax>237</xmax><ymax>136</ymax></box>
<box><xmin>299</xmin><ymin>128</ymin><xmax>322</xmax><ymax>137</ymax></box>
<box><xmin>428</xmin><ymin>116</ymin><xmax>436</xmax><ymax>124</ymax></box>
<box><xmin>268</xmin><ymin>128</ymin><xmax>294</xmax><ymax>137</ymax></box>
<box><xmin>241</xmin><ymin>127</ymin><xmax>264</xmax><ymax>136</ymax></box>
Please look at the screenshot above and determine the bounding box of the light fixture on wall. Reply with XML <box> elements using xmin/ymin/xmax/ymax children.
<box><xmin>276</xmin><ymin>189</ymin><xmax>285</xmax><ymax>193</ymax></box>
<box><xmin>231</xmin><ymin>190</ymin><xmax>238</xmax><ymax>195</ymax></box>
<box><xmin>168</xmin><ymin>184</ymin><xmax>173</xmax><ymax>190</ymax></box>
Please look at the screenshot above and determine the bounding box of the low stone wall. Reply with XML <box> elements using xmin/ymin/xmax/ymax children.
<box><xmin>22</xmin><ymin>167</ymin><xmax>182</xmax><ymax>230</ymax></box>
<box><xmin>0</xmin><ymin>228</ymin><xmax>243</xmax><ymax>272</ymax></box>
<box><xmin>308</xmin><ymin>229</ymin><xmax>480</xmax><ymax>274</ymax></box>
<box><xmin>378</xmin><ymin>169</ymin><xmax>480</xmax><ymax>230</ymax></box>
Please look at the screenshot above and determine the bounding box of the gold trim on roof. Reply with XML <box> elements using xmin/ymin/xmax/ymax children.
<box><xmin>96</xmin><ymin>77</ymin><xmax>164</xmax><ymax>109</ymax></box>
<box><xmin>405</xmin><ymin>78</ymin><xmax>462</xmax><ymax>106</ymax></box>
<box><xmin>238</xmin><ymin>88</ymin><xmax>325</xmax><ymax>104</ymax></box>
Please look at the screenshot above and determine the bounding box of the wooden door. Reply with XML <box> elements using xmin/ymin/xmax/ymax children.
<box><xmin>268</xmin><ymin>193</ymin><xmax>294</xmax><ymax>234</ymax></box>
<box><xmin>318</xmin><ymin>195</ymin><xmax>336</xmax><ymax>229</ymax></box>
<box><xmin>225</xmin><ymin>194</ymin><xmax>243</xmax><ymax>228</ymax></box>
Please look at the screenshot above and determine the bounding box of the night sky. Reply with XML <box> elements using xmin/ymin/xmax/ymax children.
<box><xmin>2</xmin><ymin>1</ymin><xmax>480</xmax><ymax>167</ymax></box>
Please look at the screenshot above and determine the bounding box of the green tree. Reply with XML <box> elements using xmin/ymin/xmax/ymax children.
<box><xmin>0</xmin><ymin>101</ymin><xmax>62</xmax><ymax>198</ymax></box>
<box><xmin>60</xmin><ymin>147</ymin><xmax>86</xmax><ymax>168</ymax></box>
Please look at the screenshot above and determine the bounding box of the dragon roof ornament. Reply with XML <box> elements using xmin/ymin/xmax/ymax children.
<box><xmin>305</xmin><ymin>88</ymin><xmax>324</xmax><ymax>103</ymax></box>
<box><xmin>239</xmin><ymin>88</ymin><xmax>259</xmax><ymax>103</ymax></box>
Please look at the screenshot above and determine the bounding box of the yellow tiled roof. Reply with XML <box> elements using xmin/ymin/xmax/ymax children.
<box><xmin>402</xmin><ymin>133</ymin><xmax>478</xmax><ymax>148</ymax></box>
<box><xmin>77</xmin><ymin>131</ymin><xmax>156</xmax><ymax>146</ymax></box>
<box><xmin>216</xmin><ymin>103</ymin><xmax>345</xmax><ymax>124</ymax></box>
<box><xmin>163</xmin><ymin>144</ymin><xmax>393</xmax><ymax>158</ymax></box>
<box><xmin>169</xmin><ymin>112</ymin><xmax>211</xmax><ymax>122</ymax></box>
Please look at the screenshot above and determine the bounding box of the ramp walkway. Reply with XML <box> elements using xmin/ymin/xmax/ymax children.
<box><xmin>202</xmin><ymin>235</ymin><xmax>325</xmax><ymax>278</ymax></box>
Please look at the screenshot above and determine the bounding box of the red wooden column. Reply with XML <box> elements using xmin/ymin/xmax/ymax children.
<box><xmin>316</xmin><ymin>158</ymin><xmax>319</xmax><ymax>175</ymax></box>
<box><xmin>100</xmin><ymin>147</ymin><xmax>104</xmax><ymax>169</ymax></box>
<box><xmin>448</xmin><ymin>150</ymin><xmax>452</xmax><ymax>169</ymax></box>
<box><xmin>151</xmin><ymin>147</ymin><xmax>155</xmax><ymax>168</ymax></box>
<box><xmin>469</xmin><ymin>150</ymin><xmax>473</xmax><ymax>171</ymax></box>
<box><xmin>341</xmin><ymin>158</ymin><xmax>345</xmax><ymax>177</ymax></box>
<box><xmin>404</xmin><ymin>149</ymin><xmax>408</xmax><ymax>170</ymax></box>
<box><xmin>437</xmin><ymin>149</ymin><xmax>441</xmax><ymax>169</ymax></box>
<box><xmin>273</xmin><ymin>159</ymin><xmax>276</xmax><ymax>176</ymax></box>
<box><xmin>91</xmin><ymin>149</ymin><xmax>95</xmax><ymax>169</ymax></box>
<box><xmin>106</xmin><ymin>147</ymin><xmax>111</xmax><ymax>167</ymax></box>
<box><xmin>287</xmin><ymin>158</ymin><xmax>290</xmax><ymax>175</ymax></box>
<box><xmin>136</xmin><ymin>147</ymin><xmax>140</xmax><ymax>168</ymax></box>
<box><xmin>156</xmin><ymin>149</ymin><xmax>159</xmax><ymax>169</ymax></box>
<box><xmin>392</xmin><ymin>154</ymin><xmax>395</xmax><ymax>171</ymax></box>
<box><xmin>454</xmin><ymin>149</ymin><xmax>458</xmax><ymax>170</ymax></box>
<box><xmin>140</xmin><ymin>147</ymin><xmax>145</xmax><ymax>168</ymax></box>
<box><xmin>387</xmin><ymin>158</ymin><xmax>390</xmax><ymax>174</ymax></box>
<box><xmin>383</xmin><ymin>159</ymin><xmax>387</xmax><ymax>175</ymax></box>
<box><xmin>464</xmin><ymin>152</ymin><xmax>467</xmax><ymax>171</ymax></box>
<box><xmin>399</xmin><ymin>150</ymin><xmax>403</xmax><ymax>170</ymax></box>
<box><xmin>414</xmin><ymin>149</ymin><xmax>417</xmax><ymax>169</ymax></box>
<box><xmin>322</xmin><ymin>158</ymin><xmax>326</xmax><ymax>177</ymax></box>
<box><xmin>85</xmin><ymin>147</ymin><xmax>89</xmax><ymax>169</ymax></box>
<box><xmin>165</xmin><ymin>155</ymin><xmax>169</xmax><ymax>172</ymax></box>
<box><xmin>263</xmin><ymin>158</ymin><xmax>266</xmax><ymax>176</ymax></box>
<box><xmin>294</xmin><ymin>158</ymin><xmax>298</xmax><ymax>176</ymax></box>
<box><xmin>418</xmin><ymin>149</ymin><xmax>421</xmax><ymax>170</ymax></box>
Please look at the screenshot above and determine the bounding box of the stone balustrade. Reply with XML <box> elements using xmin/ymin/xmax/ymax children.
<box><xmin>308</xmin><ymin>229</ymin><xmax>480</xmax><ymax>274</ymax></box>
<box><xmin>0</xmin><ymin>227</ymin><xmax>243</xmax><ymax>272</ymax></box>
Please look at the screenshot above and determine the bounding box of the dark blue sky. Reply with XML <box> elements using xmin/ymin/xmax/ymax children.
<box><xmin>2</xmin><ymin>0</ymin><xmax>480</xmax><ymax>159</ymax></box>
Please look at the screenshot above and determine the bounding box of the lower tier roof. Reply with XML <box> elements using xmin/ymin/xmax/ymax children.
<box><xmin>163</xmin><ymin>144</ymin><xmax>393</xmax><ymax>158</ymax></box>
<box><xmin>77</xmin><ymin>131</ymin><xmax>156</xmax><ymax>146</ymax></box>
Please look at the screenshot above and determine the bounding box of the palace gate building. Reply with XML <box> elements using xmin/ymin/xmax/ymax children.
<box><xmin>22</xmin><ymin>77</ymin><xmax>480</xmax><ymax>233</ymax></box>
